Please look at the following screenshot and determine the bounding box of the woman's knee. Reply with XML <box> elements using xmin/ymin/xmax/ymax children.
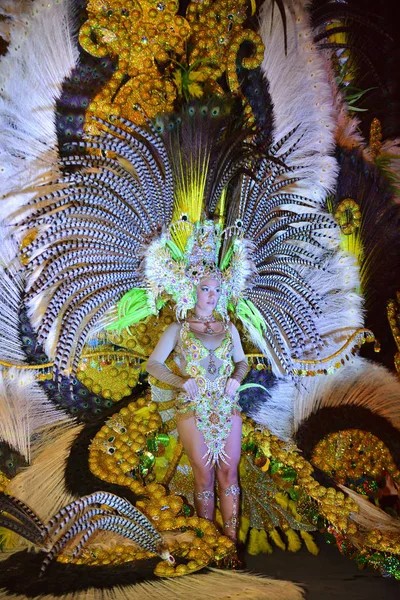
<box><xmin>192</xmin><ymin>462</ymin><xmax>215</xmax><ymax>490</ymax></box>
<box><xmin>216</xmin><ymin>462</ymin><xmax>239</xmax><ymax>489</ymax></box>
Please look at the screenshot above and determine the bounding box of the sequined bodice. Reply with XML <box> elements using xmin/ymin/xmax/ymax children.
<box><xmin>175</xmin><ymin>322</ymin><xmax>238</xmax><ymax>466</ymax></box>
<box><xmin>146</xmin><ymin>320</ymin><xmax>246</xmax><ymax>466</ymax></box>
<box><xmin>175</xmin><ymin>322</ymin><xmax>235</xmax><ymax>384</ymax></box>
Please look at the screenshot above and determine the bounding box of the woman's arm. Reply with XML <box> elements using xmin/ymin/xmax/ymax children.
<box><xmin>146</xmin><ymin>323</ymin><xmax>186</xmax><ymax>388</ymax></box>
<box><xmin>230</xmin><ymin>323</ymin><xmax>249</xmax><ymax>382</ymax></box>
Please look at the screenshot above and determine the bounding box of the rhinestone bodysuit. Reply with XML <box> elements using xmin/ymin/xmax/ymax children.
<box><xmin>174</xmin><ymin>322</ymin><xmax>241</xmax><ymax>466</ymax></box>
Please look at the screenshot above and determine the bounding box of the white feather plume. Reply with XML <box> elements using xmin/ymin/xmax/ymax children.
<box><xmin>0</xmin><ymin>367</ymin><xmax>73</xmax><ymax>463</ymax></box>
<box><xmin>292</xmin><ymin>358</ymin><xmax>400</xmax><ymax>432</ymax></box>
<box><xmin>6</xmin><ymin>424</ymin><xmax>82</xmax><ymax>522</ymax></box>
<box><xmin>252</xmin><ymin>358</ymin><xmax>400</xmax><ymax>441</ymax></box>
<box><xmin>260</xmin><ymin>0</ymin><xmax>338</xmax><ymax>203</ymax></box>
<box><xmin>297</xmin><ymin>250</ymin><xmax>364</xmax><ymax>345</ymax></box>
<box><xmin>0</xmin><ymin>1</ymin><xmax>32</xmax><ymax>42</ymax></box>
<box><xmin>251</xmin><ymin>0</ymin><xmax>366</xmax><ymax>374</ymax></box>
<box><xmin>0</xmin><ymin>225</ymin><xmax>26</xmax><ymax>363</ymax></box>
<box><xmin>340</xmin><ymin>485</ymin><xmax>400</xmax><ymax>533</ymax></box>
<box><xmin>249</xmin><ymin>377</ymin><xmax>296</xmax><ymax>441</ymax></box>
<box><xmin>0</xmin><ymin>0</ymin><xmax>78</xmax><ymax>219</ymax></box>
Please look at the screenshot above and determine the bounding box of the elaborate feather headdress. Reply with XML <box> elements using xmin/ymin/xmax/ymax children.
<box><xmin>1</xmin><ymin>0</ymin><xmax>370</xmax><ymax>385</ymax></box>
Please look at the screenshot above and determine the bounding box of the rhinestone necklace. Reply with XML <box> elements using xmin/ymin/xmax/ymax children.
<box><xmin>193</xmin><ymin>313</ymin><xmax>216</xmax><ymax>334</ymax></box>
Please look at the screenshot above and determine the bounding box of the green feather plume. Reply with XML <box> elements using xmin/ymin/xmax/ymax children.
<box><xmin>107</xmin><ymin>289</ymin><xmax>165</xmax><ymax>330</ymax></box>
<box><xmin>236</xmin><ymin>298</ymin><xmax>266</xmax><ymax>338</ymax></box>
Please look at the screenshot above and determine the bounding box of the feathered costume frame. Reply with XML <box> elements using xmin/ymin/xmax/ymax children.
<box><xmin>1</xmin><ymin>0</ymin><xmax>400</xmax><ymax>597</ymax></box>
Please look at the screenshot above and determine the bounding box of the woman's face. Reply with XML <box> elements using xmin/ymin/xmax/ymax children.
<box><xmin>195</xmin><ymin>278</ymin><xmax>221</xmax><ymax>314</ymax></box>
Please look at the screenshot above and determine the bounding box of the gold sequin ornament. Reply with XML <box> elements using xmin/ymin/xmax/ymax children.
<box><xmin>185</xmin><ymin>0</ymin><xmax>264</xmax><ymax>116</ymax></box>
<box><xmin>89</xmin><ymin>395</ymin><xmax>162</xmax><ymax>493</ymax></box>
<box><xmin>79</xmin><ymin>0</ymin><xmax>190</xmax><ymax>131</ymax></box>
<box><xmin>153</xmin><ymin>516</ymin><xmax>233</xmax><ymax>577</ymax></box>
<box><xmin>78</xmin><ymin>349</ymin><xmax>141</xmax><ymax>402</ymax></box>
<box><xmin>334</xmin><ymin>198</ymin><xmax>361</xmax><ymax>235</ymax></box>
<box><xmin>387</xmin><ymin>292</ymin><xmax>400</xmax><ymax>373</ymax></box>
<box><xmin>107</xmin><ymin>308</ymin><xmax>175</xmax><ymax>359</ymax></box>
<box><xmin>245</xmin><ymin>428</ymin><xmax>360</xmax><ymax>536</ymax></box>
<box><xmin>311</xmin><ymin>429</ymin><xmax>400</xmax><ymax>485</ymax></box>
<box><xmin>369</xmin><ymin>117</ymin><xmax>382</xmax><ymax>158</ymax></box>
<box><xmin>57</xmin><ymin>537</ymin><xmax>154</xmax><ymax>567</ymax></box>
<box><xmin>0</xmin><ymin>469</ymin><xmax>10</xmax><ymax>492</ymax></box>
<box><xmin>134</xmin><ymin>483</ymin><xmax>233</xmax><ymax>575</ymax></box>
<box><xmin>364</xmin><ymin>529</ymin><xmax>400</xmax><ymax>555</ymax></box>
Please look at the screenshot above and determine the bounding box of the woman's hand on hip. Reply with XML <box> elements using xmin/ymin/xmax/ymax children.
<box><xmin>225</xmin><ymin>378</ymin><xmax>240</xmax><ymax>397</ymax></box>
<box><xmin>181</xmin><ymin>378</ymin><xmax>199</xmax><ymax>398</ymax></box>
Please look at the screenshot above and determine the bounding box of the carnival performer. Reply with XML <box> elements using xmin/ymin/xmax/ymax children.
<box><xmin>147</xmin><ymin>276</ymin><xmax>248</xmax><ymax>542</ymax></box>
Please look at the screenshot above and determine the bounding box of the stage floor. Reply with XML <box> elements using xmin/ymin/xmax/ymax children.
<box><xmin>247</xmin><ymin>532</ymin><xmax>400</xmax><ymax>599</ymax></box>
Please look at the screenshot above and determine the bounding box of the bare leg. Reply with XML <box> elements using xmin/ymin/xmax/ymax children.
<box><xmin>177</xmin><ymin>417</ymin><xmax>215</xmax><ymax>520</ymax></box>
<box><xmin>216</xmin><ymin>415</ymin><xmax>242</xmax><ymax>541</ymax></box>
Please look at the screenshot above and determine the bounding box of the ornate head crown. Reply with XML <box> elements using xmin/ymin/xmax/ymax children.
<box><xmin>113</xmin><ymin>218</ymin><xmax>255</xmax><ymax>327</ymax></box>
<box><xmin>146</xmin><ymin>220</ymin><xmax>227</xmax><ymax>320</ymax></box>
<box><xmin>185</xmin><ymin>221</ymin><xmax>222</xmax><ymax>286</ymax></box>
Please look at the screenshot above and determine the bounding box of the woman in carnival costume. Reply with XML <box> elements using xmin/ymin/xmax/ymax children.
<box><xmin>146</xmin><ymin>222</ymin><xmax>249</xmax><ymax>542</ymax></box>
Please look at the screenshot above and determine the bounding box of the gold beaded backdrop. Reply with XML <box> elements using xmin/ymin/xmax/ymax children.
<box><xmin>79</xmin><ymin>0</ymin><xmax>264</xmax><ymax>132</ymax></box>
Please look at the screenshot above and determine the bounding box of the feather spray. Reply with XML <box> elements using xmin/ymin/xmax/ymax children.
<box><xmin>0</xmin><ymin>491</ymin><xmax>174</xmax><ymax>573</ymax></box>
<box><xmin>0</xmin><ymin>0</ymin><xmax>78</xmax><ymax>218</ymax></box>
